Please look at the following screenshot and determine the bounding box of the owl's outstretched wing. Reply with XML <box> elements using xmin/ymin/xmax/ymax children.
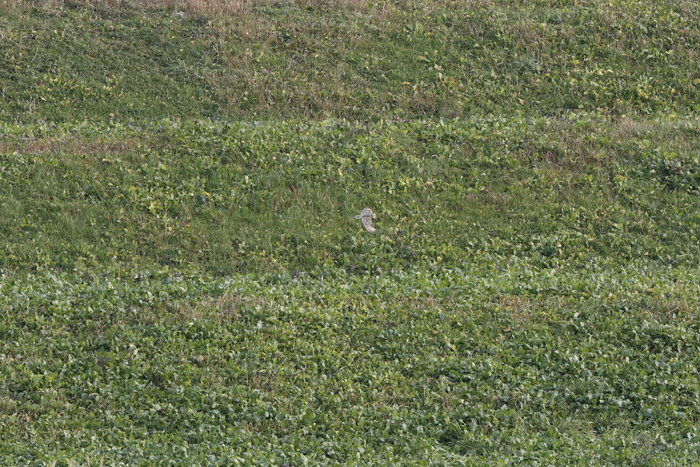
<box><xmin>361</xmin><ymin>216</ymin><xmax>376</xmax><ymax>233</ymax></box>
<box><xmin>355</xmin><ymin>207</ymin><xmax>377</xmax><ymax>233</ymax></box>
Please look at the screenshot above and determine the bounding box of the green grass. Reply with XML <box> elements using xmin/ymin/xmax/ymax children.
<box><xmin>2</xmin><ymin>115</ymin><xmax>700</xmax><ymax>275</ymax></box>
<box><xmin>2</xmin><ymin>0</ymin><xmax>700</xmax><ymax>465</ymax></box>
<box><xmin>1</xmin><ymin>0</ymin><xmax>699</xmax><ymax>122</ymax></box>
<box><xmin>3</xmin><ymin>263</ymin><xmax>700</xmax><ymax>465</ymax></box>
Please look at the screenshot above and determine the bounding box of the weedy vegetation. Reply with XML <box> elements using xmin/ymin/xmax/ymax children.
<box><xmin>1</xmin><ymin>0</ymin><xmax>700</xmax><ymax>465</ymax></box>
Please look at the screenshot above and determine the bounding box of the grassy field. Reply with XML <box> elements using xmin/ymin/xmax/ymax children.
<box><xmin>2</xmin><ymin>0</ymin><xmax>699</xmax><ymax>122</ymax></box>
<box><xmin>2</xmin><ymin>0</ymin><xmax>700</xmax><ymax>465</ymax></box>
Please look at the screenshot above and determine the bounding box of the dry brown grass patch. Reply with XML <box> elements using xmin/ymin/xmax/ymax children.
<box><xmin>498</xmin><ymin>295</ymin><xmax>563</xmax><ymax>325</ymax></box>
<box><xmin>6</xmin><ymin>0</ymin><xmax>393</xmax><ymax>17</ymax></box>
<box><xmin>0</xmin><ymin>137</ymin><xmax>142</xmax><ymax>157</ymax></box>
<box><xmin>6</xmin><ymin>0</ymin><xmax>256</xmax><ymax>15</ymax></box>
<box><xmin>646</xmin><ymin>297</ymin><xmax>695</xmax><ymax>323</ymax></box>
<box><xmin>167</xmin><ymin>292</ymin><xmax>269</xmax><ymax>324</ymax></box>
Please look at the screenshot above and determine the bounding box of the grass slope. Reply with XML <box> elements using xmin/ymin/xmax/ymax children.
<box><xmin>1</xmin><ymin>0</ymin><xmax>700</xmax><ymax>465</ymax></box>
<box><xmin>2</xmin><ymin>116</ymin><xmax>700</xmax><ymax>275</ymax></box>
<box><xmin>3</xmin><ymin>264</ymin><xmax>700</xmax><ymax>465</ymax></box>
<box><xmin>1</xmin><ymin>0</ymin><xmax>699</xmax><ymax>122</ymax></box>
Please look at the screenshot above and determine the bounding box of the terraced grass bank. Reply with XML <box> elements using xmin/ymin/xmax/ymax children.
<box><xmin>2</xmin><ymin>115</ymin><xmax>700</xmax><ymax>465</ymax></box>
<box><xmin>1</xmin><ymin>0</ymin><xmax>699</xmax><ymax>122</ymax></box>
<box><xmin>2</xmin><ymin>116</ymin><xmax>700</xmax><ymax>275</ymax></box>
<box><xmin>2</xmin><ymin>261</ymin><xmax>700</xmax><ymax>465</ymax></box>
<box><xmin>2</xmin><ymin>0</ymin><xmax>700</xmax><ymax>465</ymax></box>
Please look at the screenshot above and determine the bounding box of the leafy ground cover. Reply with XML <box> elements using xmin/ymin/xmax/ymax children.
<box><xmin>1</xmin><ymin>0</ymin><xmax>700</xmax><ymax>465</ymax></box>
<box><xmin>2</xmin><ymin>262</ymin><xmax>700</xmax><ymax>465</ymax></box>
<box><xmin>2</xmin><ymin>115</ymin><xmax>700</xmax><ymax>276</ymax></box>
<box><xmin>1</xmin><ymin>0</ymin><xmax>699</xmax><ymax>122</ymax></box>
<box><xmin>3</xmin><ymin>114</ymin><xmax>700</xmax><ymax>465</ymax></box>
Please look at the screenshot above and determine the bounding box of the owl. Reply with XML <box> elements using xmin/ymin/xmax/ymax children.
<box><xmin>355</xmin><ymin>207</ymin><xmax>377</xmax><ymax>233</ymax></box>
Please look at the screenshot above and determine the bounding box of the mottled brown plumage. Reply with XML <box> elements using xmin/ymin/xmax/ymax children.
<box><xmin>355</xmin><ymin>207</ymin><xmax>376</xmax><ymax>233</ymax></box>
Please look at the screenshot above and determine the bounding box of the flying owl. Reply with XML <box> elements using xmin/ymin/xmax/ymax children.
<box><xmin>355</xmin><ymin>207</ymin><xmax>377</xmax><ymax>233</ymax></box>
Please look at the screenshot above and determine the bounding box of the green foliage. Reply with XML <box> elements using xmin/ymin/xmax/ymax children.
<box><xmin>3</xmin><ymin>116</ymin><xmax>700</xmax><ymax>464</ymax></box>
<box><xmin>1</xmin><ymin>0</ymin><xmax>699</xmax><ymax>122</ymax></box>
<box><xmin>1</xmin><ymin>264</ymin><xmax>700</xmax><ymax>465</ymax></box>
<box><xmin>2</xmin><ymin>115</ymin><xmax>700</xmax><ymax>275</ymax></box>
<box><xmin>0</xmin><ymin>7</ymin><xmax>225</xmax><ymax>122</ymax></box>
<box><xmin>2</xmin><ymin>0</ymin><xmax>700</xmax><ymax>464</ymax></box>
